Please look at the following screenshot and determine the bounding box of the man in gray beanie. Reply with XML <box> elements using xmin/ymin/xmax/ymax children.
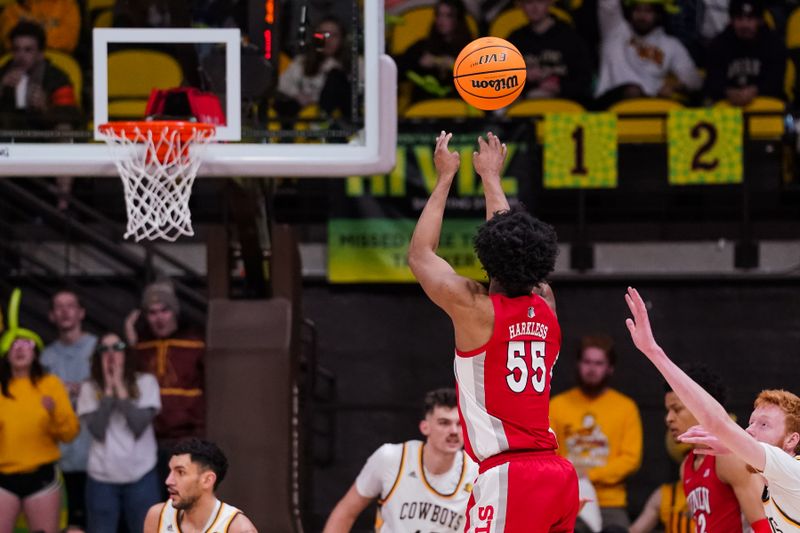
<box><xmin>125</xmin><ymin>279</ymin><xmax>205</xmax><ymax>498</ymax></box>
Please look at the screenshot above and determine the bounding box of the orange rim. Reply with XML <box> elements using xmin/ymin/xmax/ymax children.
<box><xmin>98</xmin><ymin>121</ymin><xmax>215</xmax><ymax>142</ymax></box>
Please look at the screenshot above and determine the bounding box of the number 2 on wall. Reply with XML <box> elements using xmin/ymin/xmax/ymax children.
<box><xmin>506</xmin><ymin>341</ymin><xmax>547</xmax><ymax>393</ymax></box>
<box><xmin>690</xmin><ymin>122</ymin><xmax>719</xmax><ymax>171</ymax></box>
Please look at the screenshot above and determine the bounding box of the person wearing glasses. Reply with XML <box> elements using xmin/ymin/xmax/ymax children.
<box><xmin>0</xmin><ymin>289</ymin><xmax>79</xmax><ymax>533</ymax></box>
<box><xmin>77</xmin><ymin>332</ymin><xmax>161</xmax><ymax>533</ymax></box>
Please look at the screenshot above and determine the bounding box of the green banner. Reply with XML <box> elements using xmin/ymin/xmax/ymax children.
<box><xmin>667</xmin><ymin>108</ymin><xmax>743</xmax><ymax>185</ymax></box>
<box><xmin>328</xmin><ymin>218</ymin><xmax>487</xmax><ymax>282</ymax></box>
<box><xmin>328</xmin><ymin>123</ymin><xmax>535</xmax><ymax>283</ymax></box>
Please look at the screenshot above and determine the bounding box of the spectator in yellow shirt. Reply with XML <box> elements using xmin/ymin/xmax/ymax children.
<box><xmin>550</xmin><ymin>334</ymin><xmax>643</xmax><ymax>532</ymax></box>
<box><xmin>0</xmin><ymin>312</ymin><xmax>79</xmax><ymax>533</ymax></box>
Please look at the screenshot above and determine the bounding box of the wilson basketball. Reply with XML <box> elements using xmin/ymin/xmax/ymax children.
<box><xmin>453</xmin><ymin>37</ymin><xmax>526</xmax><ymax>111</ymax></box>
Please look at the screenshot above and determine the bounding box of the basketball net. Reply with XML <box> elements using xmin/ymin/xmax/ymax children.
<box><xmin>98</xmin><ymin>121</ymin><xmax>215</xmax><ymax>242</ymax></box>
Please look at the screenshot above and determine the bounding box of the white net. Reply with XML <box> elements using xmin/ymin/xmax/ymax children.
<box><xmin>99</xmin><ymin>122</ymin><xmax>215</xmax><ymax>242</ymax></box>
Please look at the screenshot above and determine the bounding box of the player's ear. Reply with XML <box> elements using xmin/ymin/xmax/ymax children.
<box><xmin>202</xmin><ymin>470</ymin><xmax>217</xmax><ymax>490</ymax></box>
<box><xmin>785</xmin><ymin>431</ymin><xmax>800</xmax><ymax>454</ymax></box>
<box><xmin>419</xmin><ymin>419</ymin><xmax>431</xmax><ymax>437</ymax></box>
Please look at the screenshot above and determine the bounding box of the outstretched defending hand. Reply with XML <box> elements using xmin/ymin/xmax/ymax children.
<box><xmin>679</xmin><ymin>425</ymin><xmax>732</xmax><ymax>455</ymax></box>
<box><xmin>434</xmin><ymin>131</ymin><xmax>460</xmax><ymax>179</ymax></box>
<box><xmin>473</xmin><ymin>132</ymin><xmax>507</xmax><ymax>182</ymax></box>
<box><xmin>624</xmin><ymin>287</ymin><xmax>661</xmax><ymax>358</ymax></box>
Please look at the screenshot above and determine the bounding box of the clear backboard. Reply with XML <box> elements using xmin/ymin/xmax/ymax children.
<box><xmin>0</xmin><ymin>0</ymin><xmax>396</xmax><ymax>177</ymax></box>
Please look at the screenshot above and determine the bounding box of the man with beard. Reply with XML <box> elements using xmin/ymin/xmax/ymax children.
<box><xmin>322</xmin><ymin>388</ymin><xmax>478</xmax><ymax>532</ymax></box>
<box><xmin>549</xmin><ymin>334</ymin><xmax>643</xmax><ymax>531</ymax></box>
<box><xmin>594</xmin><ymin>0</ymin><xmax>701</xmax><ymax>107</ymax></box>
<box><xmin>626</xmin><ymin>286</ymin><xmax>800</xmax><ymax>533</ymax></box>
<box><xmin>703</xmin><ymin>0</ymin><xmax>785</xmax><ymax>106</ymax></box>
<box><xmin>143</xmin><ymin>438</ymin><xmax>257</xmax><ymax>532</ymax></box>
<box><xmin>125</xmin><ymin>280</ymin><xmax>206</xmax><ymax>496</ymax></box>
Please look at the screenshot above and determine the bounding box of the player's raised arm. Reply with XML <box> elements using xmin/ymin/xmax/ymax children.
<box><xmin>624</xmin><ymin>286</ymin><xmax>767</xmax><ymax>471</ymax></box>
<box><xmin>408</xmin><ymin>131</ymin><xmax>484</xmax><ymax>314</ymax></box>
<box><xmin>473</xmin><ymin>132</ymin><xmax>509</xmax><ymax>220</ymax></box>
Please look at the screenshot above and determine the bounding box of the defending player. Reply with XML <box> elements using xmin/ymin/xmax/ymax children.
<box><xmin>625</xmin><ymin>287</ymin><xmax>782</xmax><ymax>533</ymax></box>
<box><xmin>143</xmin><ymin>438</ymin><xmax>257</xmax><ymax>533</ymax></box>
<box><xmin>407</xmin><ymin>131</ymin><xmax>579</xmax><ymax>532</ymax></box>
<box><xmin>322</xmin><ymin>388</ymin><xmax>478</xmax><ymax>532</ymax></box>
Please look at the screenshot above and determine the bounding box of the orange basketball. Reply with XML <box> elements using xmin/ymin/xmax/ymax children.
<box><xmin>453</xmin><ymin>37</ymin><xmax>526</xmax><ymax>111</ymax></box>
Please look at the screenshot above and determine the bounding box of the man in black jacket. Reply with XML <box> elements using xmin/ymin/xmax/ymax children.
<box><xmin>703</xmin><ymin>0</ymin><xmax>786</xmax><ymax>106</ymax></box>
<box><xmin>0</xmin><ymin>21</ymin><xmax>79</xmax><ymax>129</ymax></box>
<box><xmin>508</xmin><ymin>0</ymin><xmax>594</xmax><ymax>104</ymax></box>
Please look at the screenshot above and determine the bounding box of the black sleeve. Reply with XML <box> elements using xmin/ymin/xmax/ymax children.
<box><xmin>759</xmin><ymin>34</ymin><xmax>786</xmax><ymax>98</ymax></box>
<box><xmin>83</xmin><ymin>396</ymin><xmax>116</xmax><ymax>442</ymax></box>
<box><xmin>562</xmin><ymin>31</ymin><xmax>594</xmax><ymax>102</ymax></box>
<box><xmin>394</xmin><ymin>40</ymin><xmax>427</xmax><ymax>78</ymax></box>
<box><xmin>702</xmin><ymin>38</ymin><xmax>728</xmax><ymax>101</ymax></box>
<box><xmin>118</xmin><ymin>399</ymin><xmax>157</xmax><ymax>439</ymax></box>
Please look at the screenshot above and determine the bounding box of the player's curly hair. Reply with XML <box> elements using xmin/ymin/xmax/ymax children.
<box><xmin>473</xmin><ymin>206</ymin><xmax>558</xmax><ymax>297</ymax></box>
<box><xmin>171</xmin><ymin>438</ymin><xmax>229</xmax><ymax>489</ymax></box>
<box><xmin>665</xmin><ymin>362</ymin><xmax>728</xmax><ymax>408</ymax></box>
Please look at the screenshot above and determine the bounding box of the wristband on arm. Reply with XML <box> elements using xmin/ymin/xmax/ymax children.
<box><xmin>751</xmin><ymin>518</ymin><xmax>772</xmax><ymax>533</ymax></box>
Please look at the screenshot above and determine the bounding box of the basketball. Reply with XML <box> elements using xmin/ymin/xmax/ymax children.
<box><xmin>453</xmin><ymin>37</ymin><xmax>527</xmax><ymax>111</ymax></box>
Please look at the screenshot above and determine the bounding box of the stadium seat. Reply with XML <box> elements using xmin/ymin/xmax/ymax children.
<box><xmin>788</xmin><ymin>7</ymin><xmax>800</xmax><ymax>48</ymax></box>
<box><xmin>505</xmin><ymin>98</ymin><xmax>585</xmax><ymax>141</ymax></box>
<box><xmin>489</xmin><ymin>7</ymin><xmax>573</xmax><ymax>39</ymax></box>
<box><xmin>765</xmin><ymin>10</ymin><xmax>776</xmax><ymax>30</ymax></box>
<box><xmin>715</xmin><ymin>97</ymin><xmax>785</xmax><ymax>140</ymax></box>
<box><xmin>0</xmin><ymin>50</ymin><xmax>83</xmax><ymax>108</ymax></box>
<box><xmin>389</xmin><ymin>6</ymin><xmax>479</xmax><ymax>56</ymax></box>
<box><xmin>86</xmin><ymin>0</ymin><xmax>114</xmax><ymax>12</ymax></box>
<box><xmin>609</xmin><ymin>98</ymin><xmax>684</xmax><ymax>143</ymax></box>
<box><xmin>107</xmin><ymin>50</ymin><xmax>183</xmax><ymax>119</ymax></box>
<box><xmin>403</xmin><ymin>98</ymin><xmax>485</xmax><ymax>118</ymax></box>
<box><xmin>506</xmin><ymin>98</ymin><xmax>585</xmax><ymax>116</ymax></box>
<box><xmin>94</xmin><ymin>9</ymin><xmax>113</xmax><ymax>27</ymax></box>
<box><xmin>278</xmin><ymin>52</ymin><xmax>292</xmax><ymax>75</ymax></box>
<box><xmin>785</xmin><ymin>58</ymin><xmax>795</xmax><ymax>102</ymax></box>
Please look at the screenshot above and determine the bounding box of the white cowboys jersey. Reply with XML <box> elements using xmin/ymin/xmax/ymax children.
<box><xmin>158</xmin><ymin>498</ymin><xmax>241</xmax><ymax>532</ymax></box>
<box><xmin>760</xmin><ymin>444</ymin><xmax>800</xmax><ymax>533</ymax></box>
<box><xmin>357</xmin><ymin>440</ymin><xmax>478</xmax><ymax>533</ymax></box>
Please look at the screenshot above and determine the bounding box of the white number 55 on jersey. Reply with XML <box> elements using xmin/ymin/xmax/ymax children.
<box><xmin>506</xmin><ymin>341</ymin><xmax>546</xmax><ymax>394</ymax></box>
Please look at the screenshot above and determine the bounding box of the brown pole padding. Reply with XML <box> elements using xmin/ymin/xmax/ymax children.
<box><xmin>206</xmin><ymin>297</ymin><xmax>296</xmax><ymax>531</ymax></box>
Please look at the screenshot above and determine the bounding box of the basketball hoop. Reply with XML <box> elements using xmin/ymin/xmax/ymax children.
<box><xmin>98</xmin><ymin>121</ymin><xmax>215</xmax><ymax>242</ymax></box>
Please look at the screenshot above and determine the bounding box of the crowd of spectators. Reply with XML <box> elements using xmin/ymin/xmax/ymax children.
<box><xmin>0</xmin><ymin>0</ymin><xmax>792</xmax><ymax>138</ymax></box>
<box><xmin>1</xmin><ymin>281</ymin><xmax>205</xmax><ymax>533</ymax></box>
<box><xmin>390</xmin><ymin>0</ymin><xmax>794</xmax><ymax>111</ymax></box>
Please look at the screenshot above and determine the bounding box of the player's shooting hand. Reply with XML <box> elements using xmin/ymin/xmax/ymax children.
<box><xmin>434</xmin><ymin>130</ymin><xmax>460</xmax><ymax>180</ymax></box>
<box><xmin>473</xmin><ymin>132</ymin><xmax>507</xmax><ymax>182</ymax></box>
<box><xmin>678</xmin><ymin>425</ymin><xmax>732</xmax><ymax>455</ymax></box>
<box><xmin>624</xmin><ymin>287</ymin><xmax>661</xmax><ymax>357</ymax></box>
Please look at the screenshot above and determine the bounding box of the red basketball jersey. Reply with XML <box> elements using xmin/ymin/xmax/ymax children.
<box><xmin>454</xmin><ymin>293</ymin><xmax>561</xmax><ymax>464</ymax></box>
<box><xmin>683</xmin><ymin>450</ymin><xmax>744</xmax><ymax>533</ymax></box>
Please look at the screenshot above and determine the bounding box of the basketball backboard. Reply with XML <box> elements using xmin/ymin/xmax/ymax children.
<box><xmin>0</xmin><ymin>0</ymin><xmax>396</xmax><ymax>177</ymax></box>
